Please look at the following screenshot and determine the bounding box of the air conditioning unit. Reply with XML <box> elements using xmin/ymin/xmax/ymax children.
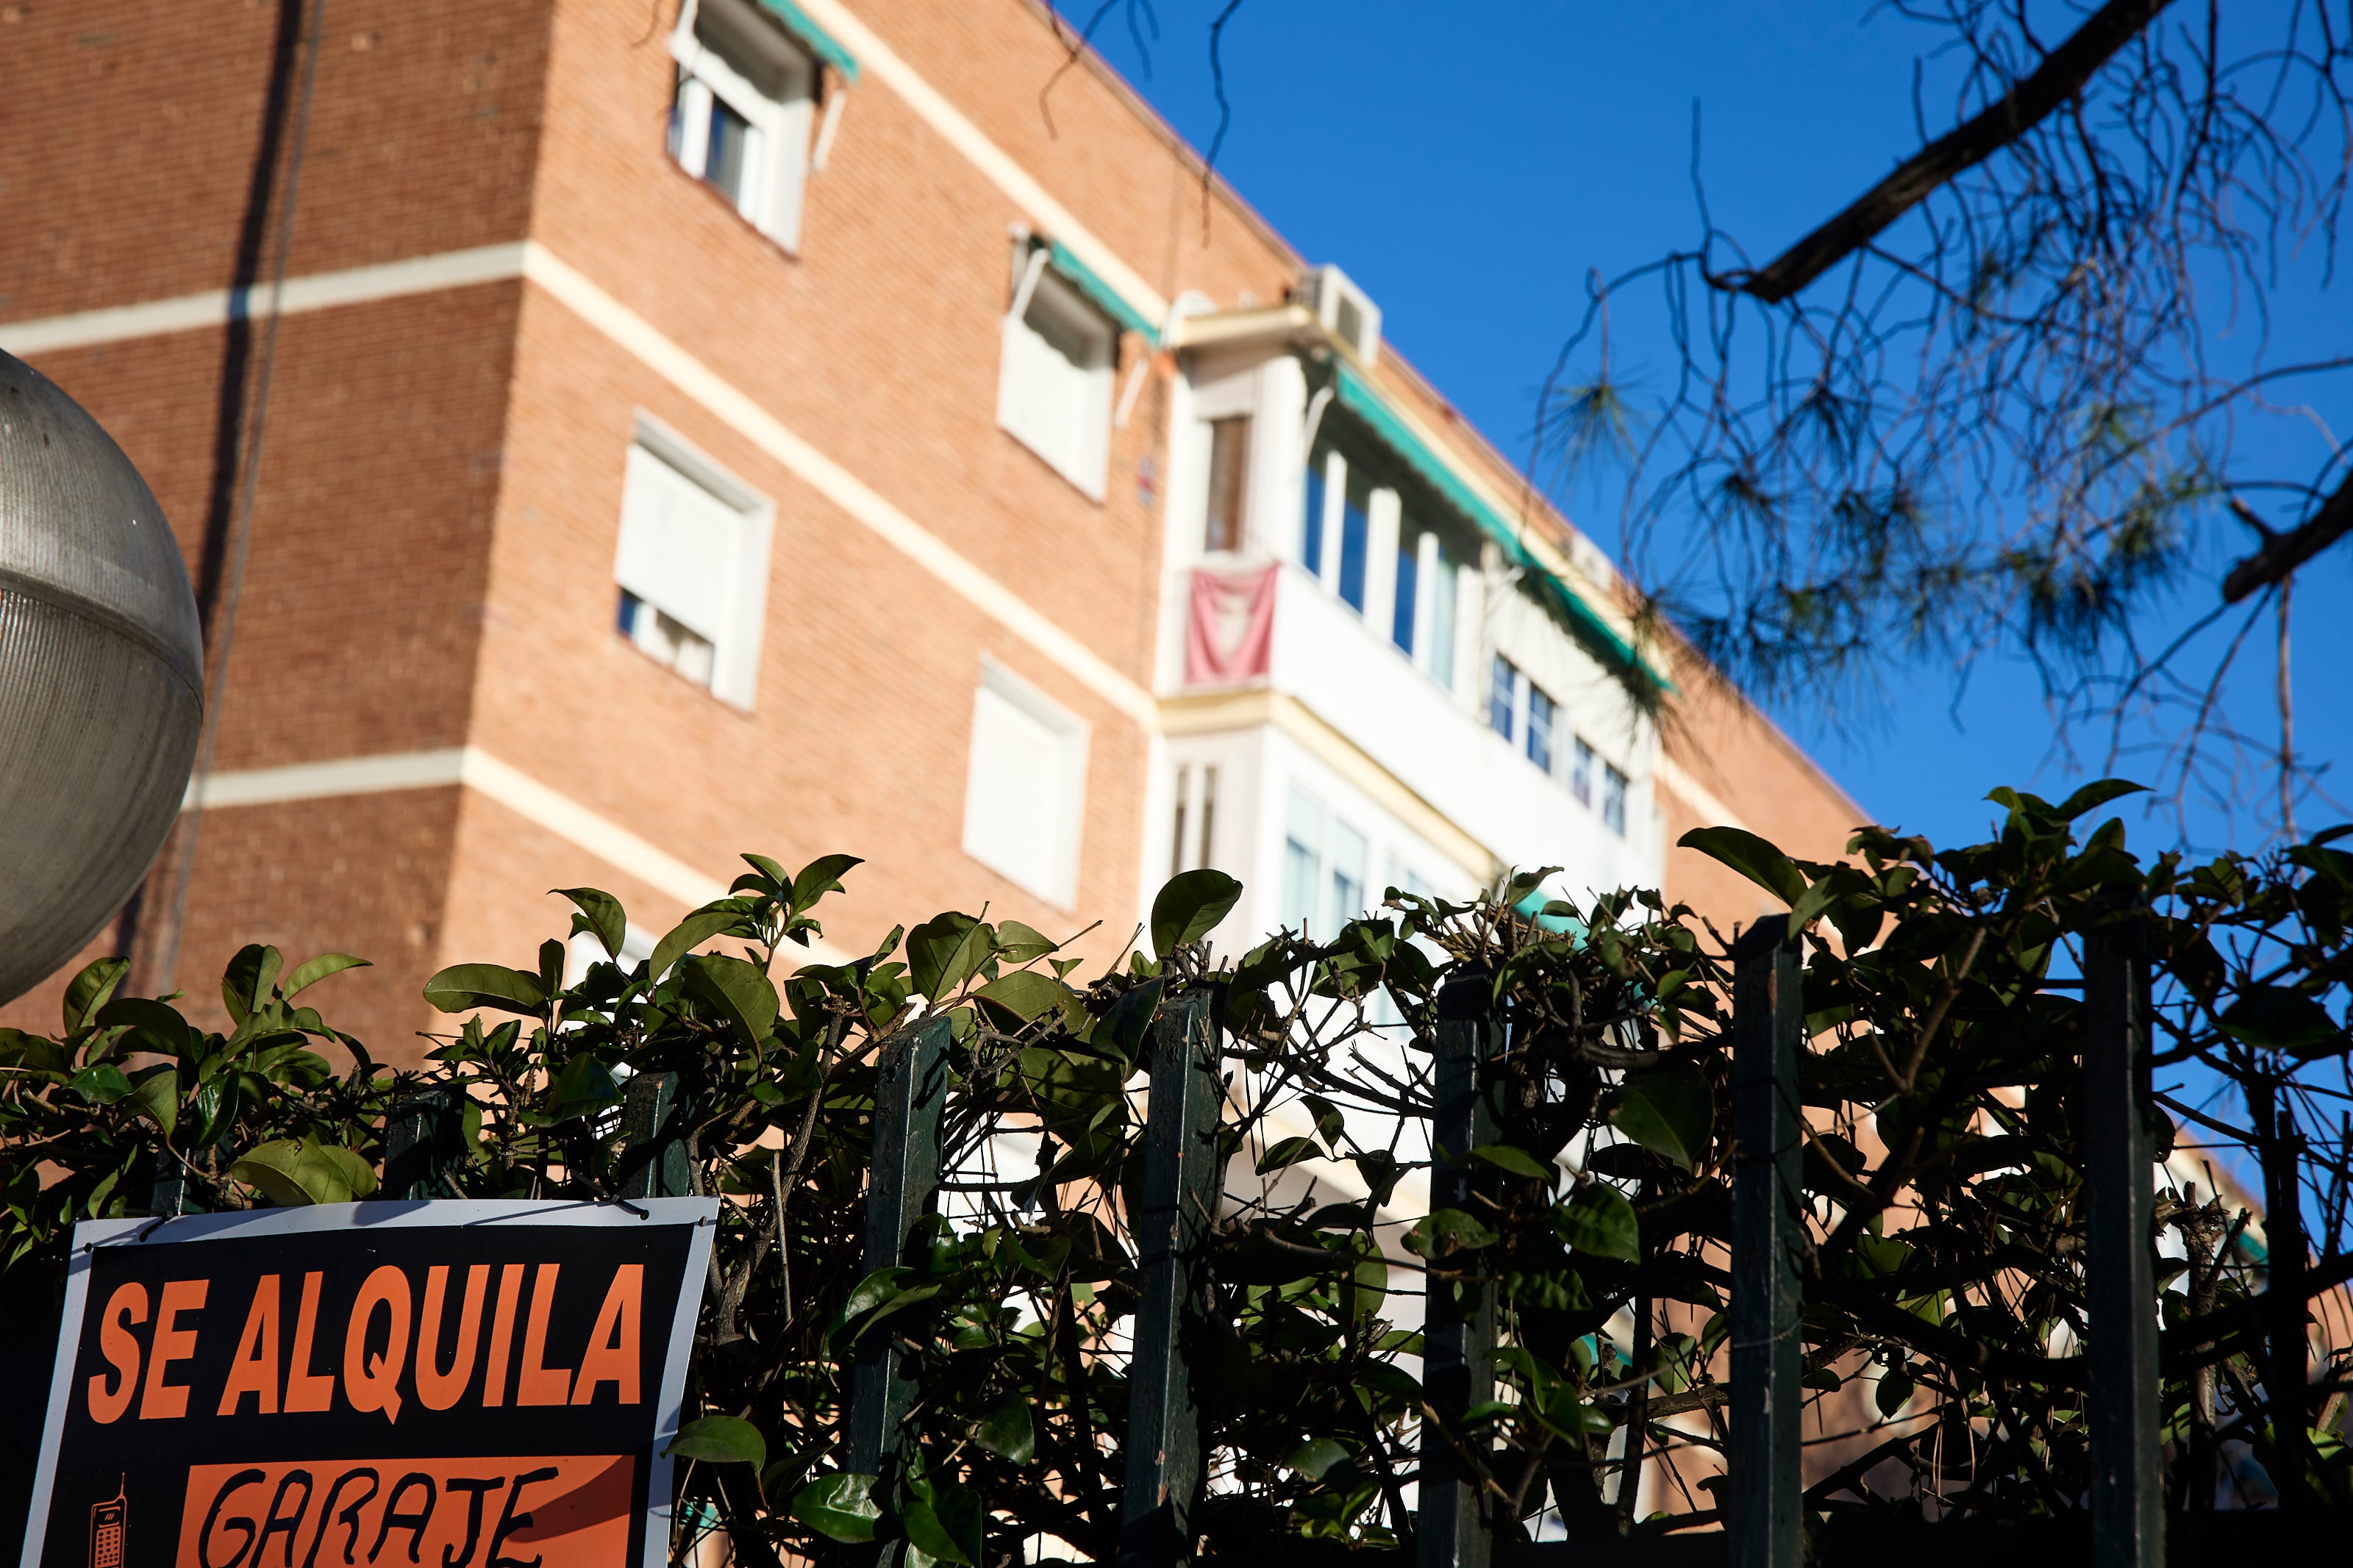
<box><xmin>1298</xmin><ymin>263</ymin><xmax>1381</xmax><ymax>365</ymax></box>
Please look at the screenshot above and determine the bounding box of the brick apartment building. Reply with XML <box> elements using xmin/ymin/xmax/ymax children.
<box><xmin>0</xmin><ymin>0</ymin><xmax>1862</xmax><ymax>1056</ymax></box>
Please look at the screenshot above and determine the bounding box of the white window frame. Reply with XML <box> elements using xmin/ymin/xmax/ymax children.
<box><xmin>1168</xmin><ymin>760</ymin><xmax>1220</xmax><ymax>876</ymax></box>
<box><xmin>613</xmin><ymin>415</ymin><xmax>774</xmax><ymax>711</ymax></box>
<box><xmin>1414</xmin><ymin>527</ymin><xmax>1460</xmax><ymax>692</ymax></box>
<box><xmin>1182</xmin><ymin>370</ymin><xmax>1263</xmax><ymax>560</ymax></box>
<box><xmin>1524</xmin><ymin>677</ymin><xmax>1558</xmax><ymax>775</ymax></box>
<box><xmin>1602</xmin><ymin>762</ymin><xmax>1630</xmax><ymax>837</ymax></box>
<box><xmin>1488</xmin><ymin>654</ymin><xmax>1520</xmax><ymax>742</ymax></box>
<box><xmin>1303</xmin><ymin>447</ymin><xmax>1340</xmax><ymax>580</ymax></box>
<box><xmin>960</xmin><ymin>659</ymin><xmax>1091</xmax><ymax>908</ymax></box>
<box><xmin>996</xmin><ymin>251</ymin><xmax>1117</xmax><ymax>498</ymax></box>
<box><xmin>668</xmin><ymin>0</ymin><xmax>816</xmax><ymax>249</ymax></box>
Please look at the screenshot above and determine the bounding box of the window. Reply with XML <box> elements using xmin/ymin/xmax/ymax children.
<box><xmin>1527</xmin><ymin>684</ymin><xmax>1555</xmax><ymax>773</ymax></box>
<box><xmin>668</xmin><ymin>0</ymin><xmax>815</xmax><ymax>247</ymax></box>
<box><xmin>704</xmin><ymin>98</ymin><xmax>754</xmax><ymax>204</ymax></box>
<box><xmin>998</xmin><ymin>257</ymin><xmax>1115</xmax><ymax>496</ymax></box>
<box><xmin>1171</xmin><ymin>765</ymin><xmax>1190</xmax><ymax>877</ymax></box>
<box><xmin>1302</xmin><ymin>448</ymin><xmax>1329</xmax><ymax>574</ymax></box>
<box><xmin>612</xmin><ymin>424</ymin><xmax>772</xmax><ymax>709</ymax></box>
<box><xmin>1297</xmin><ymin>424</ymin><xmax>1469</xmax><ymax>696</ymax></box>
<box><xmin>1488</xmin><ymin>656</ymin><xmax>1518</xmax><ymax>740</ymax></box>
<box><xmin>1392</xmin><ymin>523</ymin><xmax>1419</xmax><ymax>655</ymax></box>
<box><xmin>1602</xmin><ymin>765</ymin><xmax>1629</xmax><ymax>837</ymax></box>
<box><xmin>1283</xmin><ymin>788</ymin><xmax>1324</xmax><ymax>937</ymax></box>
<box><xmin>618</xmin><ymin>593</ymin><xmax>715</xmax><ymax>687</ymax></box>
<box><xmin>1386</xmin><ymin>859</ymin><xmax>1432</xmax><ymax>903</ymax></box>
<box><xmin>1202</xmin><ymin>417</ymin><xmax>1252</xmax><ymax>554</ymax></box>
<box><xmin>1425</xmin><ymin>533</ymin><xmax>1456</xmax><ymax>691</ymax></box>
<box><xmin>962</xmin><ymin>662</ymin><xmax>1090</xmax><ymax>906</ymax></box>
<box><xmin>1329</xmin><ymin>821</ymin><xmax>1368</xmax><ymax>928</ymax></box>
<box><xmin>1336</xmin><ymin>465</ymin><xmax>1371</xmax><ymax>611</ymax></box>
<box><xmin>1282</xmin><ymin>787</ymin><xmax>1371</xmax><ymax>937</ymax></box>
<box><xmin>1570</xmin><ymin>737</ymin><xmax>1595</xmax><ymax>807</ymax></box>
<box><xmin>1170</xmin><ymin>762</ymin><xmax>1218</xmax><ymax>876</ymax></box>
<box><xmin>1488</xmin><ymin>656</ymin><xmax>1563</xmax><ymax>776</ymax></box>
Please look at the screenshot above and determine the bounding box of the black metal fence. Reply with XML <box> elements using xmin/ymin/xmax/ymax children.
<box><xmin>804</xmin><ymin>912</ymin><xmax>2210</xmax><ymax>1568</ymax></box>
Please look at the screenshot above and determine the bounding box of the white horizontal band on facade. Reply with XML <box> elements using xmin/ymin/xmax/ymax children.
<box><xmin>181</xmin><ymin>748</ymin><xmax>471</xmax><ymax>812</ymax></box>
<box><xmin>455</xmin><ymin>747</ymin><xmax>735</xmax><ymax>911</ymax></box>
<box><xmin>1654</xmin><ymin>755</ymin><xmax>1752</xmax><ymax>840</ymax></box>
<box><xmin>0</xmin><ymin>244</ymin><xmax>533</xmax><ymax>357</ymax></box>
<box><xmin>179</xmin><ymin>746</ymin><xmax>721</xmax><ymax>904</ymax></box>
<box><xmin>179</xmin><ymin>746</ymin><xmax>853</xmax><ymax>966</ymax></box>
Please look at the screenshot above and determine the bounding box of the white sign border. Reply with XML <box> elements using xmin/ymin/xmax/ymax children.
<box><xmin>16</xmin><ymin>1198</ymin><xmax>719</xmax><ymax>1568</ymax></box>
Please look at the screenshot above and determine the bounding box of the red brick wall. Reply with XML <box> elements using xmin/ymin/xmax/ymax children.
<box><xmin>844</xmin><ymin>0</ymin><xmax>1301</xmax><ymax>308</ymax></box>
<box><xmin>0</xmin><ymin>789</ymin><xmax>462</xmax><ymax>1053</ymax></box>
<box><xmin>21</xmin><ymin>290</ymin><xmax>518</xmax><ymax>766</ymax></box>
<box><xmin>0</xmin><ymin>0</ymin><xmax>550</xmax><ymax>320</ymax></box>
<box><xmin>1658</xmin><ymin>661</ymin><xmax>1871</xmax><ymax>937</ymax></box>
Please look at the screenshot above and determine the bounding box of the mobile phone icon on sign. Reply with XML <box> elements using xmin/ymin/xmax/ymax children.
<box><xmin>90</xmin><ymin>1481</ymin><xmax>125</xmax><ymax>1568</ymax></box>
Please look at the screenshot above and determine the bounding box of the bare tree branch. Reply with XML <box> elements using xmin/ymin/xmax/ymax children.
<box><xmin>2222</xmin><ymin>468</ymin><xmax>2353</xmax><ymax>601</ymax></box>
<box><xmin>1733</xmin><ymin>0</ymin><xmax>2179</xmax><ymax>302</ymax></box>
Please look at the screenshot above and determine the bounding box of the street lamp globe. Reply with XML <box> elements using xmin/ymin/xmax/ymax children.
<box><xmin>0</xmin><ymin>350</ymin><xmax>204</xmax><ymax>1006</ymax></box>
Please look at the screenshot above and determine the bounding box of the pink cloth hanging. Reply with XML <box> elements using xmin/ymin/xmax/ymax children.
<box><xmin>1184</xmin><ymin>562</ymin><xmax>1279</xmax><ymax>685</ymax></box>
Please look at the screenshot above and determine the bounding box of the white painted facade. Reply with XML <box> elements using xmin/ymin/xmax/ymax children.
<box><xmin>1141</xmin><ymin>311</ymin><xmax>1665</xmax><ymax>952</ymax></box>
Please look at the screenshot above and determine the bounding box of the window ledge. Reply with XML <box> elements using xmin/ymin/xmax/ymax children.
<box><xmin>997</xmin><ymin>418</ymin><xmax>1108</xmax><ymax>504</ymax></box>
<box><xmin>665</xmin><ymin>157</ymin><xmax>805</xmax><ymax>262</ymax></box>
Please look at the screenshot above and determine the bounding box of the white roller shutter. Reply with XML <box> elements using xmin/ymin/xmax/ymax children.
<box><xmin>962</xmin><ymin>665</ymin><xmax>1088</xmax><ymax>906</ymax></box>
<box><xmin>614</xmin><ymin>444</ymin><xmax>743</xmax><ymax>645</ymax></box>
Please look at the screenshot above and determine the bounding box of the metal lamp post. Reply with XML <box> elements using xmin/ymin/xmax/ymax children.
<box><xmin>0</xmin><ymin>349</ymin><xmax>203</xmax><ymax>1004</ymax></box>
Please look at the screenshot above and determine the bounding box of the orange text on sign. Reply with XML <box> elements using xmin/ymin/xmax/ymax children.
<box><xmin>87</xmin><ymin>1263</ymin><xmax>643</xmax><ymax>1425</ymax></box>
<box><xmin>174</xmin><ymin>1454</ymin><xmax>634</xmax><ymax>1568</ymax></box>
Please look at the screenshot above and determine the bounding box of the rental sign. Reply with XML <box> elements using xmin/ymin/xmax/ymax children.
<box><xmin>20</xmin><ymin>1200</ymin><xmax>715</xmax><ymax>1568</ymax></box>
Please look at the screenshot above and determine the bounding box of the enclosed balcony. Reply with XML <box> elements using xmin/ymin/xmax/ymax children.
<box><xmin>1174</xmin><ymin>555</ymin><xmax>1654</xmax><ymax>903</ymax></box>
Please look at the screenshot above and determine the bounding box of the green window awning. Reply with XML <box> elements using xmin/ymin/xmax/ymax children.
<box><xmin>1329</xmin><ymin>360</ymin><xmax>1665</xmax><ymax>690</ymax></box>
<box><xmin>1048</xmin><ymin>239</ymin><xmax>1160</xmax><ymax>345</ymax></box>
<box><xmin>756</xmin><ymin>0</ymin><xmax>860</xmax><ymax>81</ymax></box>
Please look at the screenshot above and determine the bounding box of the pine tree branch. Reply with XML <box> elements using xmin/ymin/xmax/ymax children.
<box><xmin>1731</xmin><ymin>0</ymin><xmax>2177</xmax><ymax>304</ymax></box>
<box><xmin>2222</xmin><ymin>470</ymin><xmax>2353</xmax><ymax>601</ymax></box>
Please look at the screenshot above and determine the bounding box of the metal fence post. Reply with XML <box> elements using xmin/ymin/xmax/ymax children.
<box><xmin>618</xmin><ymin>1070</ymin><xmax>692</xmax><ymax>1199</ymax></box>
<box><xmin>2085</xmin><ymin>919</ymin><xmax>2163</xmax><ymax>1564</ymax></box>
<box><xmin>145</xmin><ymin>1159</ymin><xmax>207</xmax><ymax>1217</ymax></box>
<box><xmin>1730</xmin><ymin>915</ymin><xmax>1802</xmax><ymax>1568</ymax></box>
<box><xmin>2249</xmin><ymin>1076</ymin><xmax>2310</xmax><ymax>1508</ymax></box>
<box><xmin>1119</xmin><ymin>989</ymin><xmax>1223</xmax><ymax>1568</ymax></box>
<box><xmin>381</xmin><ymin>1087</ymin><xmax>458</xmax><ymax>1200</ymax></box>
<box><xmin>1420</xmin><ymin>972</ymin><xmax>1501</xmax><ymax>1568</ymax></box>
<box><xmin>844</xmin><ymin>1015</ymin><xmax>952</xmax><ymax>1566</ymax></box>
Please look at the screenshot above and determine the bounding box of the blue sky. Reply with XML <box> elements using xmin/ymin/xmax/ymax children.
<box><xmin>1073</xmin><ymin>0</ymin><xmax>2352</xmax><ymax>859</ymax></box>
